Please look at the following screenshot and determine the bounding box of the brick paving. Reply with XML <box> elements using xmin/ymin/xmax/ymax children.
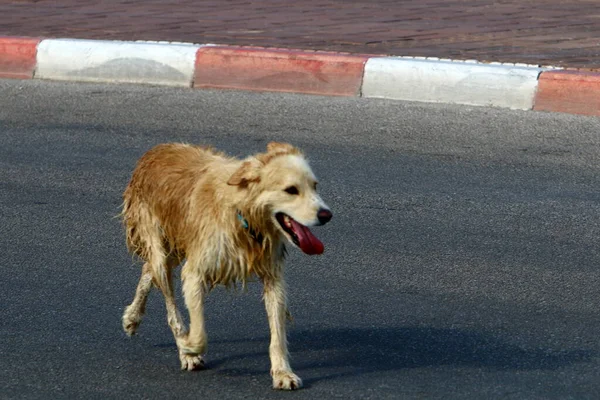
<box><xmin>0</xmin><ymin>0</ymin><xmax>599</xmax><ymax>70</ymax></box>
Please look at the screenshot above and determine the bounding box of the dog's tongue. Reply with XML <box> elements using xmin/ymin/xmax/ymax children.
<box><xmin>289</xmin><ymin>219</ymin><xmax>324</xmax><ymax>255</ymax></box>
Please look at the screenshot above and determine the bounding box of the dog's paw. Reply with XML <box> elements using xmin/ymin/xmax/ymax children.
<box><xmin>272</xmin><ymin>371</ymin><xmax>303</xmax><ymax>390</ymax></box>
<box><xmin>122</xmin><ymin>308</ymin><xmax>141</xmax><ymax>336</ymax></box>
<box><xmin>179</xmin><ymin>351</ymin><xmax>205</xmax><ymax>371</ymax></box>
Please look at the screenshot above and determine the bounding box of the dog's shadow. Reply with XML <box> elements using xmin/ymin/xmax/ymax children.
<box><xmin>206</xmin><ymin>326</ymin><xmax>592</xmax><ymax>385</ymax></box>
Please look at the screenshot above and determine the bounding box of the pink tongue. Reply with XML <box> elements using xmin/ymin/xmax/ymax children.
<box><xmin>289</xmin><ymin>219</ymin><xmax>324</xmax><ymax>255</ymax></box>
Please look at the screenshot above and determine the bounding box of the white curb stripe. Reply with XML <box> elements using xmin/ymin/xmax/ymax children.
<box><xmin>36</xmin><ymin>39</ymin><xmax>200</xmax><ymax>87</ymax></box>
<box><xmin>361</xmin><ymin>57</ymin><xmax>544</xmax><ymax>110</ymax></box>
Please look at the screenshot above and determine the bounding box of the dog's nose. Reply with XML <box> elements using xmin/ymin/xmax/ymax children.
<box><xmin>317</xmin><ymin>208</ymin><xmax>333</xmax><ymax>225</ymax></box>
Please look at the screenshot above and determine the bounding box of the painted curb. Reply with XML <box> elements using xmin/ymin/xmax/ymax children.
<box><xmin>362</xmin><ymin>57</ymin><xmax>543</xmax><ymax>110</ymax></box>
<box><xmin>36</xmin><ymin>39</ymin><xmax>200</xmax><ymax>87</ymax></box>
<box><xmin>534</xmin><ymin>71</ymin><xmax>600</xmax><ymax>116</ymax></box>
<box><xmin>0</xmin><ymin>36</ymin><xmax>40</xmax><ymax>79</ymax></box>
<box><xmin>0</xmin><ymin>36</ymin><xmax>598</xmax><ymax>116</ymax></box>
<box><xmin>194</xmin><ymin>46</ymin><xmax>369</xmax><ymax>96</ymax></box>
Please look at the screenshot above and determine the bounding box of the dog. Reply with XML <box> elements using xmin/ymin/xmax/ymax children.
<box><xmin>121</xmin><ymin>142</ymin><xmax>332</xmax><ymax>390</ymax></box>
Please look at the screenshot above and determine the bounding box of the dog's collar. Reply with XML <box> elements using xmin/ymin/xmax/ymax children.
<box><xmin>237</xmin><ymin>211</ymin><xmax>263</xmax><ymax>245</ymax></box>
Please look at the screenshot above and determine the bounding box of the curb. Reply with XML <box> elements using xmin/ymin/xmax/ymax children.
<box><xmin>0</xmin><ymin>36</ymin><xmax>598</xmax><ymax>117</ymax></box>
<box><xmin>194</xmin><ymin>46</ymin><xmax>369</xmax><ymax>96</ymax></box>
<box><xmin>362</xmin><ymin>57</ymin><xmax>542</xmax><ymax>110</ymax></box>
<box><xmin>36</xmin><ymin>39</ymin><xmax>199</xmax><ymax>87</ymax></box>
<box><xmin>534</xmin><ymin>71</ymin><xmax>600</xmax><ymax>116</ymax></box>
<box><xmin>0</xmin><ymin>37</ymin><xmax>39</xmax><ymax>79</ymax></box>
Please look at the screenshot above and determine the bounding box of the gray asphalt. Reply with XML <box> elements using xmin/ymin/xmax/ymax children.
<box><xmin>1</xmin><ymin>79</ymin><xmax>599</xmax><ymax>399</ymax></box>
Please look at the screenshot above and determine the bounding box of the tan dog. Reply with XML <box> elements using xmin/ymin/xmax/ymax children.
<box><xmin>121</xmin><ymin>142</ymin><xmax>332</xmax><ymax>390</ymax></box>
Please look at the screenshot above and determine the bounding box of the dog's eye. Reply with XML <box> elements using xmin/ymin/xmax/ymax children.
<box><xmin>313</xmin><ymin>182</ymin><xmax>318</xmax><ymax>191</ymax></box>
<box><xmin>284</xmin><ymin>186</ymin><xmax>299</xmax><ymax>195</ymax></box>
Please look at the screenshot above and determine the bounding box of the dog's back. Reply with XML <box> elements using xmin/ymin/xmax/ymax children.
<box><xmin>122</xmin><ymin>143</ymin><xmax>231</xmax><ymax>261</ymax></box>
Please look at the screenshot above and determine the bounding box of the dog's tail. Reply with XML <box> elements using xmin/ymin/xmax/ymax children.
<box><xmin>122</xmin><ymin>191</ymin><xmax>172</xmax><ymax>281</ymax></box>
<box><xmin>121</xmin><ymin>194</ymin><xmax>144</xmax><ymax>259</ymax></box>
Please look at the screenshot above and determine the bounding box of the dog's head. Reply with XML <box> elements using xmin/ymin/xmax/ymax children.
<box><xmin>228</xmin><ymin>142</ymin><xmax>332</xmax><ymax>255</ymax></box>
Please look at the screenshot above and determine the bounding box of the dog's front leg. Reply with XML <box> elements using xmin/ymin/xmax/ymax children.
<box><xmin>263</xmin><ymin>277</ymin><xmax>302</xmax><ymax>390</ymax></box>
<box><xmin>179</xmin><ymin>263</ymin><xmax>207</xmax><ymax>371</ymax></box>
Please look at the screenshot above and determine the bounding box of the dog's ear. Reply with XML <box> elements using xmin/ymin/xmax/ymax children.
<box><xmin>267</xmin><ymin>142</ymin><xmax>296</xmax><ymax>154</ymax></box>
<box><xmin>227</xmin><ymin>160</ymin><xmax>261</xmax><ymax>186</ymax></box>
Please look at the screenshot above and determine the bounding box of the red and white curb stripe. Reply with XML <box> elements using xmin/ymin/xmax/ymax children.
<box><xmin>1</xmin><ymin>37</ymin><xmax>599</xmax><ymax>116</ymax></box>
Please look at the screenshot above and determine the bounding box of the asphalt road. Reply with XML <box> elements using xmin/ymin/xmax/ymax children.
<box><xmin>1</xmin><ymin>80</ymin><xmax>599</xmax><ymax>399</ymax></box>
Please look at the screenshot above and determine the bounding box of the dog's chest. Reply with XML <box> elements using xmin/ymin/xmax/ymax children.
<box><xmin>190</xmin><ymin>232</ymin><xmax>282</xmax><ymax>286</ymax></box>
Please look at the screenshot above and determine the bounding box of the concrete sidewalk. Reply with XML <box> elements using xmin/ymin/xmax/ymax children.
<box><xmin>0</xmin><ymin>1</ymin><xmax>599</xmax><ymax>116</ymax></box>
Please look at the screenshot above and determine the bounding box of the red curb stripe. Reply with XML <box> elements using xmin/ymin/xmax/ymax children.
<box><xmin>194</xmin><ymin>46</ymin><xmax>368</xmax><ymax>96</ymax></box>
<box><xmin>0</xmin><ymin>36</ymin><xmax>40</xmax><ymax>79</ymax></box>
<box><xmin>534</xmin><ymin>70</ymin><xmax>600</xmax><ymax>116</ymax></box>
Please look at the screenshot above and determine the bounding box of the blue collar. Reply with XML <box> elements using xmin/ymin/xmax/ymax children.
<box><xmin>237</xmin><ymin>211</ymin><xmax>263</xmax><ymax>244</ymax></box>
<box><xmin>237</xmin><ymin>212</ymin><xmax>249</xmax><ymax>229</ymax></box>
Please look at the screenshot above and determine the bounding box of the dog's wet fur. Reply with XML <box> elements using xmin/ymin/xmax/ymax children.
<box><xmin>121</xmin><ymin>142</ymin><xmax>332</xmax><ymax>390</ymax></box>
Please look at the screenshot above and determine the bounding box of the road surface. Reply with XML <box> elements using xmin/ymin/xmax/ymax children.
<box><xmin>1</xmin><ymin>80</ymin><xmax>599</xmax><ymax>399</ymax></box>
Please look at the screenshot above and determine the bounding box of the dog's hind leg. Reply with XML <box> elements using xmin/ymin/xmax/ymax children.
<box><xmin>263</xmin><ymin>277</ymin><xmax>303</xmax><ymax>390</ymax></box>
<box><xmin>178</xmin><ymin>262</ymin><xmax>208</xmax><ymax>370</ymax></box>
<box><xmin>157</xmin><ymin>256</ymin><xmax>187</xmax><ymax>336</ymax></box>
<box><xmin>122</xmin><ymin>262</ymin><xmax>153</xmax><ymax>336</ymax></box>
